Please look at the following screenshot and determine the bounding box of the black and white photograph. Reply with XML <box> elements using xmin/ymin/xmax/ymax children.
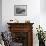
<box><xmin>14</xmin><ymin>5</ymin><xmax>27</xmax><ymax>16</ymax></box>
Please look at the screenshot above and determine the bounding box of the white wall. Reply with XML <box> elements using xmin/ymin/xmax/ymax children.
<box><xmin>2</xmin><ymin>0</ymin><xmax>40</xmax><ymax>30</ymax></box>
<box><xmin>0</xmin><ymin>0</ymin><xmax>2</xmax><ymax>32</ymax></box>
<box><xmin>40</xmin><ymin>0</ymin><xmax>46</xmax><ymax>31</ymax></box>
<box><xmin>40</xmin><ymin>0</ymin><xmax>46</xmax><ymax>13</ymax></box>
<box><xmin>2</xmin><ymin>0</ymin><xmax>42</xmax><ymax>46</ymax></box>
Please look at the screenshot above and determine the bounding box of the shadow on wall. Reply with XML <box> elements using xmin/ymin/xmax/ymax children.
<box><xmin>0</xmin><ymin>0</ymin><xmax>2</xmax><ymax>32</ymax></box>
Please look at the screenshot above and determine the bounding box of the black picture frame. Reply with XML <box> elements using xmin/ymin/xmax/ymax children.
<box><xmin>14</xmin><ymin>5</ymin><xmax>27</xmax><ymax>16</ymax></box>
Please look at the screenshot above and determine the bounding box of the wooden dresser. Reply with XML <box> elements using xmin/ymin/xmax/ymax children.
<box><xmin>7</xmin><ymin>23</ymin><xmax>34</xmax><ymax>46</ymax></box>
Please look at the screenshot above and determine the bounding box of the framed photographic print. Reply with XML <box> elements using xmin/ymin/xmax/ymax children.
<box><xmin>14</xmin><ymin>5</ymin><xmax>27</xmax><ymax>16</ymax></box>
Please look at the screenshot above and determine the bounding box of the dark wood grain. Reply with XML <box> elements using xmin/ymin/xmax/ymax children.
<box><xmin>7</xmin><ymin>23</ymin><xmax>34</xmax><ymax>46</ymax></box>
